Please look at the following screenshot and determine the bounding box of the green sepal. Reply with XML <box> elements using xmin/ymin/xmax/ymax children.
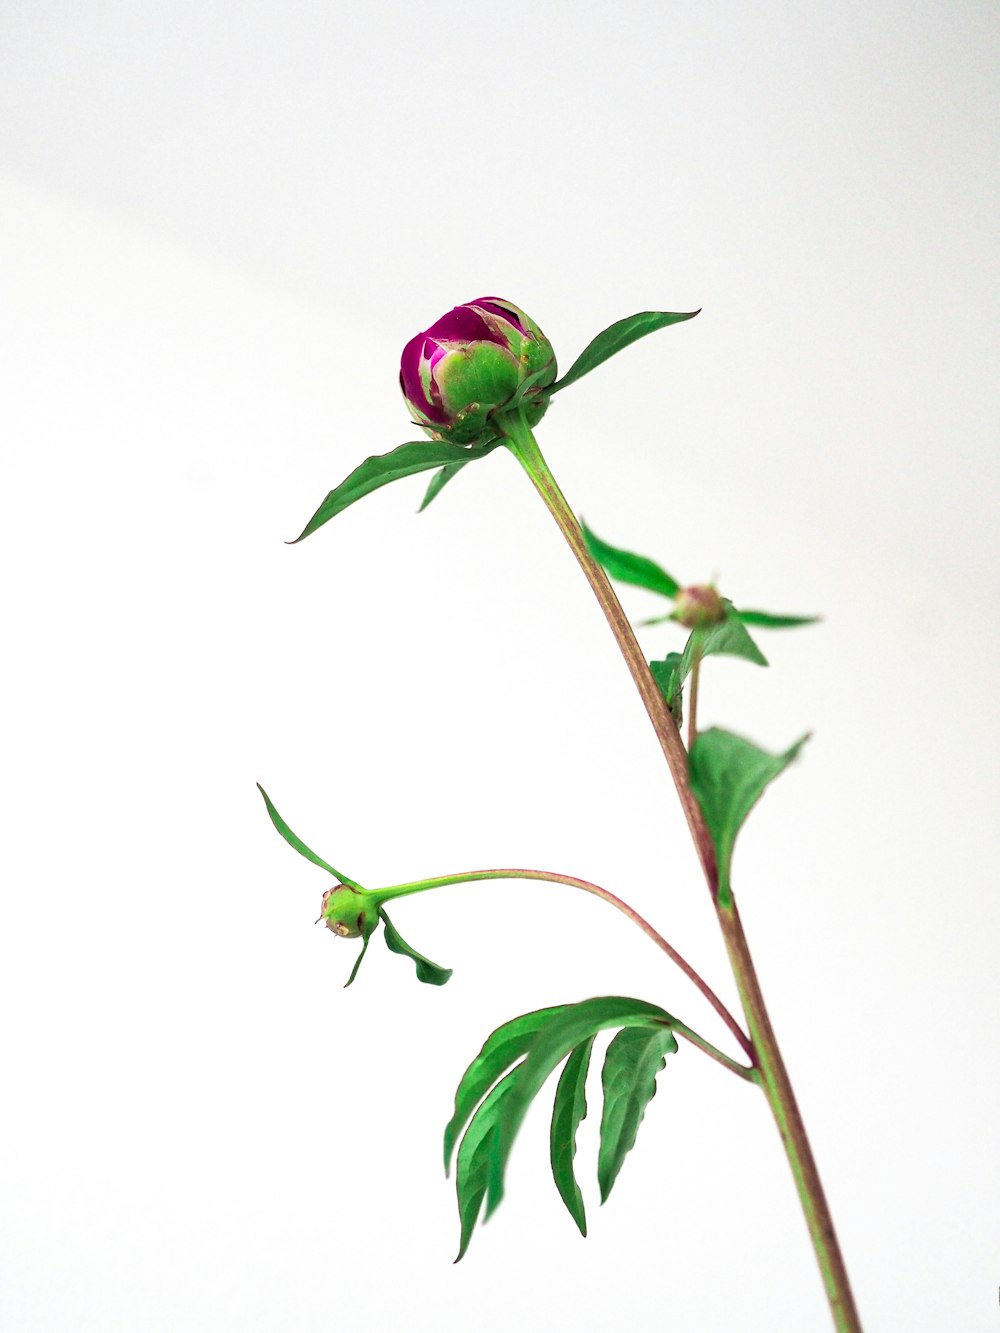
<box><xmin>484</xmin><ymin>997</ymin><xmax>676</xmax><ymax>1219</ymax></box>
<box><xmin>736</xmin><ymin>608</ymin><xmax>821</xmax><ymax>629</ymax></box>
<box><xmin>550</xmin><ymin>1037</ymin><xmax>596</xmax><ymax>1236</ymax></box>
<box><xmin>688</xmin><ymin>728</ymin><xmax>810</xmax><ymax>905</ymax></box>
<box><xmin>549</xmin><ymin>310</ymin><xmax>700</xmax><ymax>395</ymax></box>
<box><xmin>291</xmin><ymin>439</ymin><xmax>505</xmax><ymax>541</ymax></box>
<box><xmin>343</xmin><ymin>920</ymin><xmax>376</xmax><ymax>988</ymax></box>
<box><xmin>256</xmin><ymin>783</ymin><xmax>360</xmax><ymax>889</ymax></box>
<box><xmin>597</xmin><ymin>1026</ymin><xmax>677</xmax><ymax>1204</ymax></box>
<box><xmin>581</xmin><ymin>522</ymin><xmax>679</xmax><ymax>599</ymax></box>
<box><xmin>444</xmin><ymin>1005</ymin><xmax>568</xmax><ymax>1174</ymax></box>
<box><xmin>379</xmin><ymin>908</ymin><xmax>452</xmax><ymax>986</ymax></box>
<box><xmin>454</xmin><ymin>1066</ymin><xmax>522</xmax><ymax>1262</ymax></box>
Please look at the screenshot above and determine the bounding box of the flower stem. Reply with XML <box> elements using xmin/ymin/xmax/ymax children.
<box><xmin>497</xmin><ymin>409</ymin><xmax>863</xmax><ymax>1333</ymax></box>
<box><xmin>378</xmin><ymin>866</ymin><xmax>750</xmax><ymax>1057</ymax></box>
<box><xmin>687</xmin><ymin>650</ymin><xmax>702</xmax><ymax>750</ymax></box>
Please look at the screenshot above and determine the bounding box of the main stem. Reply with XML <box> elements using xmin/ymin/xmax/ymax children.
<box><xmin>499</xmin><ymin>411</ymin><xmax>862</xmax><ymax>1333</ymax></box>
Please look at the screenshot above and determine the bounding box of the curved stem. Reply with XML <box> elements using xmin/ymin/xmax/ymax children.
<box><xmin>378</xmin><ymin>866</ymin><xmax>750</xmax><ymax>1056</ymax></box>
<box><xmin>496</xmin><ymin>409</ymin><xmax>863</xmax><ymax>1333</ymax></box>
<box><xmin>672</xmin><ymin>1021</ymin><xmax>757</xmax><ymax>1082</ymax></box>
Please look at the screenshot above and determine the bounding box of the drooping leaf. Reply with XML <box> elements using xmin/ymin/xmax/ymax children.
<box><xmin>291</xmin><ymin>438</ymin><xmax>504</xmax><ymax>541</ymax></box>
<box><xmin>444</xmin><ymin>1005</ymin><xmax>569</xmax><ymax>1174</ymax></box>
<box><xmin>485</xmin><ymin>997</ymin><xmax>676</xmax><ymax>1218</ymax></box>
<box><xmin>418</xmin><ymin>462</ymin><xmax>469</xmax><ymax>512</ymax></box>
<box><xmin>379</xmin><ymin>908</ymin><xmax>452</xmax><ymax>986</ymax></box>
<box><xmin>597</xmin><ymin>1026</ymin><xmax>678</xmax><ymax>1203</ymax></box>
<box><xmin>549</xmin><ymin>1037</ymin><xmax>596</xmax><ymax>1237</ymax></box>
<box><xmin>549</xmin><ymin>310</ymin><xmax>700</xmax><ymax>395</ymax></box>
<box><xmin>581</xmin><ymin>522</ymin><xmax>679</xmax><ymax>599</ymax></box>
<box><xmin>688</xmin><ymin>728</ymin><xmax>810</xmax><ymax>905</ymax></box>
<box><xmin>454</xmin><ymin>1067</ymin><xmax>522</xmax><ymax>1262</ymax></box>
<box><xmin>736</xmin><ymin>608</ymin><xmax>821</xmax><ymax>629</ymax></box>
<box><xmin>343</xmin><ymin>921</ymin><xmax>376</xmax><ymax>989</ymax></box>
<box><xmin>256</xmin><ymin>783</ymin><xmax>359</xmax><ymax>888</ymax></box>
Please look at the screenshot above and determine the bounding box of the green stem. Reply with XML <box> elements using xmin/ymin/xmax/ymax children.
<box><xmin>497</xmin><ymin>409</ymin><xmax>863</xmax><ymax>1333</ymax></box>
<box><xmin>671</xmin><ymin>1020</ymin><xmax>757</xmax><ymax>1083</ymax></box>
<box><xmin>687</xmin><ymin>650</ymin><xmax>702</xmax><ymax>751</ymax></box>
<box><xmin>378</xmin><ymin>866</ymin><xmax>750</xmax><ymax>1057</ymax></box>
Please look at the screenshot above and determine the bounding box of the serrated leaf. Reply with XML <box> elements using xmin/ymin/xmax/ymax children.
<box><xmin>688</xmin><ymin>727</ymin><xmax>810</xmax><ymax>904</ymax></box>
<box><xmin>549</xmin><ymin>310</ymin><xmax>700</xmax><ymax>395</ymax></box>
<box><xmin>256</xmin><ymin>783</ymin><xmax>357</xmax><ymax>887</ymax></box>
<box><xmin>485</xmin><ymin>997</ymin><xmax>676</xmax><ymax>1219</ymax></box>
<box><xmin>736</xmin><ymin>608</ymin><xmax>821</xmax><ymax>629</ymax></box>
<box><xmin>291</xmin><ymin>438</ymin><xmax>504</xmax><ymax>541</ymax></box>
<box><xmin>379</xmin><ymin>908</ymin><xmax>452</xmax><ymax>986</ymax></box>
<box><xmin>581</xmin><ymin>522</ymin><xmax>679</xmax><ymax>599</ymax></box>
<box><xmin>454</xmin><ymin>1067</ymin><xmax>521</xmax><ymax>1262</ymax></box>
<box><xmin>550</xmin><ymin>1037</ymin><xmax>596</xmax><ymax>1237</ymax></box>
<box><xmin>597</xmin><ymin>1027</ymin><xmax>678</xmax><ymax>1204</ymax></box>
<box><xmin>444</xmin><ymin>1005</ymin><xmax>568</xmax><ymax>1174</ymax></box>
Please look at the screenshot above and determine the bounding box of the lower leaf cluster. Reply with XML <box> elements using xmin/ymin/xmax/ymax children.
<box><xmin>444</xmin><ymin>997</ymin><xmax>679</xmax><ymax>1260</ymax></box>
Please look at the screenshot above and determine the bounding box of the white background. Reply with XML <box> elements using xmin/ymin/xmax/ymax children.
<box><xmin>1</xmin><ymin>3</ymin><xmax>998</xmax><ymax>1330</ymax></box>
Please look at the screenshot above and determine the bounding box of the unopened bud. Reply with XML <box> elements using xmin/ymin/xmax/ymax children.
<box><xmin>674</xmin><ymin>585</ymin><xmax>726</xmax><ymax>629</ymax></box>
<box><xmin>320</xmin><ymin>884</ymin><xmax>379</xmax><ymax>939</ymax></box>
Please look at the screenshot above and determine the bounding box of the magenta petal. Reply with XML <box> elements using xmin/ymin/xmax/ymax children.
<box><xmin>474</xmin><ymin>298</ymin><xmax>527</xmax><ymax>334</ymax></box>
<box><xmin>424</xmin><ymin>303</ymin><xmax>499</xmax><ymax>347</ymax></box>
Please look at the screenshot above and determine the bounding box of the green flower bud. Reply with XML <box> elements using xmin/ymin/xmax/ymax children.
<box><xmin>321</xmin><ymin>884</ymin><xmax>379</xmax><ymax>939</ymax></box>
<box><xmin>399</xmin><ymin>297</ymin><xmax>557</xmax><ymax>444</ymax></box>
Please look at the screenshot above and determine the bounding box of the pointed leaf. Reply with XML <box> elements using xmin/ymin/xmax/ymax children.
<box><xmin>256</xmin><ymin>783</ymin><xmax>359</xmax><ymax>887</ymax></box>
<box><xmin>343</xmin><ymin>921</ymin><xmax>375</xmax><ymax>988</ymax></box>
<box><xmin>649</xmin><ymin>651</ymin><xmax>684</xmax><ymax>725</ymax></box>
<box><xmin>736</xmin><ymin>608</ymin><xmax>821</xmax><ymax>629</ymax></box>
<box><xmin>444</xmin><ymin>1005</ymin><xmax>568</xmax><ymax>1174</ymax></box>
<box><xmin>688</xmin><ymin>728</ymin><xmax>810</xmax><ymax>904</ymax></box>
<box><xmin>485</xmin><ymin>997</ymin><xmax>675</xmax><ymax>1218</ymax></box>
<box><xmin>418</xmin><ymin>461</ymin><xmax>469</xmax><ymax>512</ymax></box>
<box><xmin>550</xmin><ymin>1036</ymin><xmax>595</xmax><ymax>1237</ymax></box>
<box><xmin>597</xmin><ymin>1026</ymin><xmax>678</xmax><ymax>1203</ymax></box>
<box><xmin>550</xmin><ymin>310</ymin><xmax>700</xmax><ymax>395</ymax></box>
<box><xmin>454</xmin><ymin>1067</ymin><xmax>522</xmax><ymax>1261</ymax></box>
<box><xmin>379</xmin><ymin>908</ymin><xmax>452</xmax><ymax>986</ymax></box>
<box><xmin>581</xmin><ymin>522</ymin><xmax>679</xmax><ymax>599</ymax></box>
<box><xmin>291</xmin><ymin>438</ymin><xmax>504</xmax><ymax>541</ymax></box>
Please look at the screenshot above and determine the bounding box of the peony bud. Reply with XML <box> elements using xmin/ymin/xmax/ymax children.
<box><xmin>399</xmin><ymin>297</ymin><xmax>556</xmax><ymax>444</ymax></box>
<box><xmin>320</xmin><ymin>884</ymin><xmax>379</xmax><ymax>939</ymax></box>
<box><xmin>674</xmin><ymin>584</ymin><xmax>726</xmax><ymax>629</ymax></box>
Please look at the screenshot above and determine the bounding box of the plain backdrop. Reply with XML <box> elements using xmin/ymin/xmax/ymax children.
<box><xmin>1</xmin><ymin>3</ymin><xmax>998</xmax><ymax>1330</ymax></box>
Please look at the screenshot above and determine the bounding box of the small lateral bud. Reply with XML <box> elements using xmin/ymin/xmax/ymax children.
<box><xmin>675</xmin><ymin>584</ymin><xmax>726</xmax><ymax>629</ymax></box>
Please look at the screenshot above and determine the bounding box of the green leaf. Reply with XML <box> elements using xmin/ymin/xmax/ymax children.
<box><xmin>485</xmin><ymin>997</ymin><xmax>676</xmax><ymax>1218</ymax></box>
<box><xmin>688</xmin><ymin>728</ymin><xmax>810</xmax><ymax>905</ymax></box>
<box><xmin>291</xmin><ymin>438</ymin><xmax>504</xmax><ymax>541</ymax></box>
<box><xmin>649</xmin><ymin>651</ymin><xmax>684</xmax><ymax>724</ymax></box>
<box><xmin>454</xmin><ymin>1067</ymin><xmax>522</xmax><ymax>1262</ymax></box>
<box><xmin>549</xmin><ymin>1037</ymin><xmax>596</xmax><ymax>1237</ymax></box>
<box><xmin>736</xmin><ymin>608</ymin><xmax>821</xmax><ymax>629</ymax></box>
<box><xmin>550</xmin><ymin>310</ymin><xmax>700</xmax><ymax>395</ymax></box>
<box><xmin>444</xmin><ymin>1005</ymin><xmax>568</xmax><ymax>1174</ymax></box>
<box><xmin>379</xmin><ymin>908</ymin><xmax>452</xmax><ymax>986</ymax></box>
<box><xmin>597</xmin><ymin>1026</ymin><xmax>677</xmax><ymax>1204</ymax></box>
<box><xmin>256</xmin><ymin>783</ymin><xmax>359</xmax><ymax>888</ymax></box>
<box><xmin>581</xmin><ymin>522</ymin><xmax>679</xmax><ymax>599</ymax></box>
<box><xmin>418</xmin><ymin>462</ymin><xmax>469</xmax><ymax>512</ymax></box>
<box><xmin>343</xmin><ymin>922</ymin><xmax>375</xmax><ymax>989</ymax></box>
